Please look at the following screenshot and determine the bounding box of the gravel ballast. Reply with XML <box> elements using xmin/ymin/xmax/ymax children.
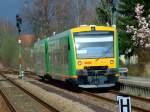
<box><xmin>5</xmin><ymin>74</ymin><xmax>95</xmax><ymax>112</ymax></box>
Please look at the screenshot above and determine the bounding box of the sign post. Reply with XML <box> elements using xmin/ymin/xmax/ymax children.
<box><xmin>117</xmin><ymin>95</ymin><xmax>131</xmax><ymax>112</ymax></box>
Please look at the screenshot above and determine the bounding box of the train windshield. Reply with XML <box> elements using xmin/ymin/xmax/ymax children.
<box><xmin>74</xmin><ymin>31</ymin><xmax>114</xmax><ymax>59</ymax></box>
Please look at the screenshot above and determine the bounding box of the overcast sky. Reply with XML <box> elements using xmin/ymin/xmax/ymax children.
<box><xmin>0</xmin><ymin>0</ymin><xmax>20</xmax><ymax>23</ymax></box>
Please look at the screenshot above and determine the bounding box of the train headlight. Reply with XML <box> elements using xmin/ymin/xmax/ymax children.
<box><xmin>115</xmin><ymin>74</ymin><xmax>120</xmax><ymax>77</ymax></box>
<box><xmin>110</xmin><ymin>60</ymin><xmax>114</xmax><ymax>64</ymax></box>
<box><xmin>78</xmin><ymin>61</ymin><xmax>82</xmax><ymax>65</ymax></box>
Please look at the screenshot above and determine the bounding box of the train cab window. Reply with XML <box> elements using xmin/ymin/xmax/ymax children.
<box><xmin>74</xmin><ymin>31</ymin><xmax>114</xmax><ymax>59</ymax></box>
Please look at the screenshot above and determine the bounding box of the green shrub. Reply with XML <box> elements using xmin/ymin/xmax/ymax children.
<box><xmin>0</xmin><ymin>36</ymin><xmax>19</xmax><ymax>68</ymax></box>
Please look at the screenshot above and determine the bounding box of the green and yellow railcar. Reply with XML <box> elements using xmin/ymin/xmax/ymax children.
<box><xmin>33</xmin><ymin>39</ymin><xmax>49</xmax><ymax>77</ymax></box>
<box><xmin>34</xmin><ymin>25</ymin><xmax>119</xmax><ymax>88</ymax></box>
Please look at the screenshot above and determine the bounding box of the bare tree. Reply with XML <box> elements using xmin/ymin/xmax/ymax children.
<box><xmin>54</xmin><ymin>0</ymin><xmax>70</xmax><ymax>32</ymax></box>
<box><xmin>96</xmin><ymin>0</ymin><xmax>112</xmax><ymax>25</ymax></box>
<box><xmin>0</xmin><ymin>20</ymin><xmax>18</xmax><ymax>68</ymax></box>
<box><xmin>79</xmin><ymin>0</ymin><xmax>98</xmax><ymax>25</ymax></box>
<box><xmin>22</xmin><ymin>0</ymin><xmax>55</xmax><ymax>38</ymax></box>
<box><xmin>0</xmin><ymin>20</ymin><xmax>16</xmax><ymax>45</ymax></box>
<box><xmin>21</xmin><ymin>0</ymin><xmax>99</xmax><ymax>37</ymax></box>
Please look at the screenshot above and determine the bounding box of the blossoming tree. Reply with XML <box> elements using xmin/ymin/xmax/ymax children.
<box><xmin>126</xmin><ymin>4</ymin><xmax>150</xmax><ymax>48</ymax></box>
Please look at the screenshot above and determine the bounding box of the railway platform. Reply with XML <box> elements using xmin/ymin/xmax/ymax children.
<box><xmin>118</xmin><ymin>76</ymin><xmax>150</xmax><ymax>98</ymax></box>
<box><xmin>119</xmin><ymin>76</ymin><xmax>150</xmax><ymax>88</ymax></box>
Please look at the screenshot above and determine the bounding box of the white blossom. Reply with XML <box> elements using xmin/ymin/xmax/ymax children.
<box><xmin>126</xmin><ymin>4</ymin><xmax>150</xmax><ymax>48</ymax></box>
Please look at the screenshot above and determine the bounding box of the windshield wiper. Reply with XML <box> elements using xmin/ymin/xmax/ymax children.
<box><xmin>96</xmin><ymin>46</ymin><xmax>113</xmax><ymax>61</ymax></box>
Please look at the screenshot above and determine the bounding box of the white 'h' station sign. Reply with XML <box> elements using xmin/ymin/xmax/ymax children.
<box><xmin>117</xmin><ymin>95</ymin><xmax>131</xmax><ymax>112</ymax></box>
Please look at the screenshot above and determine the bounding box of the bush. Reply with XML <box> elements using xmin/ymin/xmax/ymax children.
<box><xmin>0</xmin><ymin>36</ymin><xmax>19</xmax><ymax>68</ymax></box>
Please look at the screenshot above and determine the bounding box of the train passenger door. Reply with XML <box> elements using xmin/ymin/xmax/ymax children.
<box><xmin>45</xmin><ymin>40</ymin><xmax>50</xmax><ymax>74</ymax></box>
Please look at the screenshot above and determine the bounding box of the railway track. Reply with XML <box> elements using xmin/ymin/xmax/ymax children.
<box><xmin>36</xmin><ymin>79</ymin><xmax>150</xmax><ymax>112</ymax></box>
<box><xmin>24</xmin><ymin>72</ymin><xmax>150</xmax><ymax>112</ymax></box>
<box><xmin>0</xmin><ymin>89</ymin><xmax>16</xmax><ymax>112</ymax></box>
<box><xmin>110</xmin><ymin>90</ymin><xmax>150</xmax><ymax>104</ymax></box>
<box><xmin>27</xmin><ymin>78</ymin><xmax>150</xmax><ymax>112</ymax></box>
<box><xmin>0</xmin><ymin>73</ymin><xmax>60</xmax><ymax>112</ymax></box>
<box><xmin>1</xmin><ymin>69</ymin><xmax>150</xmax><ymax>112</ymax></box>
<box><xmin>83</xmin><ymin>90</ymin><xmax>150</xmax><ymax>112</ymax></box>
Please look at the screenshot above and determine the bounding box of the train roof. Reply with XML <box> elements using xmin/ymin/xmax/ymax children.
<box><xmin>34</xmin><ymin>25</ymin><xmax>116</xmax><ymax>46</ymax></box>
<box><xmin>71</xmin><ymin>25</ymin><xmax>116</xmax><ymax>32</ymax></box>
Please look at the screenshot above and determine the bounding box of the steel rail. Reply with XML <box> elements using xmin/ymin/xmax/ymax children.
<box><xmin>1</xmin><ymin>70</ymin><xmax>150</xmax><ymax>112</ymax></box>
<box><xmin>24</xmin><ymin>71</ymin><xmax>150</xmax><ymax>112</ymax></box>
<box><xmin>1</xmin><ymin>74</ymin><xmax>60</xmax><ymax>112</ymax></box>
<box><xmin>110</xmin><ymin>90</ymin><xmax>150</xmax><ymax>103</ymax></box>
<box><xmin>0</xmin><ymin>88</ymin><xmax>16</xmax><ymax>112</ymax></box>
<box><xmin>83</xmin><ymin>91</ymin><xmax>150</xmax><ymax>112</ymax></box>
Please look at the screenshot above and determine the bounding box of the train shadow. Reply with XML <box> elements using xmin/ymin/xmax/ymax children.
<box><xmin>82</xmin><ymin>88</ymin><xmax>110</xmax><ymax>93</ymax></box>
<box><xmin>38</xmin><ymin>78</ymin><xmax>118</xmax><ymax>94</ymax></box>
<box><xmin>39</xmin><ymin>78</ymin><xmax>82</xmax><ymax>93</ymax></box>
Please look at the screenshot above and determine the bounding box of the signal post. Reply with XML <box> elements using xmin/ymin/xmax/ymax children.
<box><xmin>16</xmin><ymin>14</ymin><xmax>24</xmax><ymax>79</ymax></box>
